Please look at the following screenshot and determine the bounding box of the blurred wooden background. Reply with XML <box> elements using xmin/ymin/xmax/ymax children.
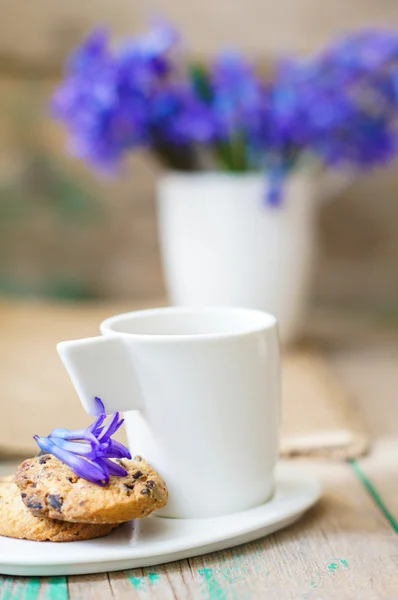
<box><xmin>1</xmin><ymin>0</ymin><xmax>398</xmax><ymax>318</ymax></box>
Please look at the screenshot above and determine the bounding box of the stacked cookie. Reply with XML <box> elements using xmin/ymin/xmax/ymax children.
<box><xmin>0</xmin><ymin>455</ymin><xmax>168</xmax><ymax>542</ymax></box>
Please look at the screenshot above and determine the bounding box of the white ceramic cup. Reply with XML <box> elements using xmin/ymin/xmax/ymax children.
<box><xmin>57</xmin><ymin>306</ymin><xmax>280</xmax><ymax>518</ymax></box>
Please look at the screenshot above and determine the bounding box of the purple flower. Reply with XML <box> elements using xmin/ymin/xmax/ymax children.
<box><xmin>202</xmin><ymin>52</ymin><xmax>271</xmax><ymax>169</ymax></box>
<box><xmin>260</xmin><ymin>29</ymin><xmax>398</xmax><ymax>200</ymax></box>
<box><xmin>210</xmin><ymin>52</ymin><xmax>265</xmax><ymax>137</ymax></box>
<box><xmin>34</xmin><ymin>397</ymin><xmax>132</xmax><ymax>486</ymax></box>
<box><xmin>52</xmin><ymin>22</ymin><xmax>183</xmax><ymax>169</ymax></box>
<box><xmin>53</xmin><ymin>24</ymin><xmax>398</xmax><ymax>204</ymax></box>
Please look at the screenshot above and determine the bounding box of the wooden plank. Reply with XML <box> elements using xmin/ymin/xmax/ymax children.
<box><xmin>329</xmin><ymin>342</ymin><xmax>398</xmax><ymax>437</ymax></box>
<box><xmin>40</xmin><ymin>577</ymin><xmax>69</xmax><ymax>600</ymax></box>
<box><xmin>281</xmin><ymin>350</ymin><xmax>368</xmax><ymax>459</ymax></box>
<box><xmin>0</xmin><ymin>577</ymin><xmax>41</xmax><ymax>600</ymax></box>
<box><xmin>109</xmin><ymin>564</ymin><xmax>200</xmax><ymax>599</ymax></box>
<box><xmin>352</xmin><ymin>437</ymin><xmax>398</xmax><ymax>528</ymax></box>
<box><xmin>68</xmin><ymin>574</ymin><xmax>112</xmax><ymax>600</ymax></box>
<box><xmin>0</xmin><ymin>575</ymin><xmax>67</xmax><ymax>600</ymax></box>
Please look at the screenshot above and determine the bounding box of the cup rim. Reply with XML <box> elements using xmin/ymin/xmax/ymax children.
<box><xmin>100</xmin><ymin>305</ymin><xmax>278</xmax><ymax>342</ymax></box>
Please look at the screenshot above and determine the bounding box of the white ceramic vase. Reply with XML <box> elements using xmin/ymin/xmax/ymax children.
<box><xmin>157</xmin><ymin>171</ymin><xmax>318</xmax><ymax>344</ymax></box>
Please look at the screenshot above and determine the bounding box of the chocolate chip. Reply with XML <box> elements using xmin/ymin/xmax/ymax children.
<box><xmin>38</xmin><ymin>455</ymin><xmax>51</xmax><ymax>465</ymax></box>
<box><xmin>141</xmin><ymin>488</ymin><xmax>149</xmax><ymax>495</ymax></box>
<box><xmin>32</xmin><ymin>482</ymin><xmax>37</xmax><ymax>488</ymax></box>
<box><xmin>47</xmin><ymin>494</ymin><xmax>63</xmax><ymax>511</ymax></box>
<box><xmin>21</xmin><ymin>493</ymin><xmax>27</xmax><ymax>498</ymax></box>
<box><xmin>134</xmin><ymin>455</ymin><xmax>142</xmax><ymax>462</ymax></box>
<box><xmin>67</xmin><ymin>477</ymin><xmax>74</xmax><ymax>483</ymax></box>
<box><xmin>133</xmin><ymin>470</ymin><xmax>143</xmax><ymax>480</ymax></box>
<box><xmin>146</xmin><ymin>480</ymin><xmax>155</xmax><ymax>490</ymax></box>
<box><xmin>27</xmin><ymin>497</ymin><xmax>43</xmax><ymax>510</ymax></box>
<box><xmin>74</xmin><ymin>532</ymin><xmax>80</xmax><ymax>537</ymax></box>
<box><xmin>124</xmin><ymin>482</ymin><xmax>135</xmax><ymax>490</ymax></box>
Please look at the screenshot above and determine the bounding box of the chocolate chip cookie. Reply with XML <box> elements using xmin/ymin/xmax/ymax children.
<box><xmin>0</xmin><ymin>476</ymin><xmax>119</xmax><ymax>542</ymax></box>
<box><xmin>16</xmin><ymin>455</ymin><xmax>168</xmax><ymax>524</ymax></box>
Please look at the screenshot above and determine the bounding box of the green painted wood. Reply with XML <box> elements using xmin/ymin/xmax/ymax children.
<box><xmin>21</xmin><ymin>578</ymin><xmax>40</xmax><ymax>600</ymax></box>
<box><xmin>0</xmin><ymin>578</ymin><xmax>13</xmax><ymax>600</ymax></box>
<box><xmin>197</xmin><ymin>568</ymin><xmax>228</xmax><ymax>600</ymax></box>
<box><xmin>44</xmin><ymin>578</ymin><xmax>68</xmax><ymax>600</ymax></box>
<box><xmin>350</xmin><ymin>458</ymin><xmax>398</xmax><ymax>534</ymax></box>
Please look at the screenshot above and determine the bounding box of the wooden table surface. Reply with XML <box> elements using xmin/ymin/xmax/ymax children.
<box><xmin>1</xmin><ymin>310</ymin><xmax>397</xmax><ymax>599</ymax></box>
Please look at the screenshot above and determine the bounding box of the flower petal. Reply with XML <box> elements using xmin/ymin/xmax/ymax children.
<box><xmin>49</xmin><ymin>428</ymin><xmax>102</xmax><ymax>451</ymax></box>
<box><xmin>33</xmin><ymin>397</ymin><xmax>131</xmax><ymax>486</ymax></box>
<box><xmin>97</xmin><ymin>457</ymin><xmax>128</xmax><ymax>477</ymax></box>
<box><xmin>97</xmin><ymin>412</ymin><xmax>121</xmax><ymax>441</ymax></box>
<box><xmin>49</xmin><ymin>438</ymin><xmax>99</xmax><ymax>460</ymax></box>
<box><xmin>33</xmin><ymin>435</ymin><xmax>109</xmax><ymax>485</ymax></box>
<box><xmin>104</xmin><ymin>439</ymin><xmax>132</xmax><ymax>459</ymax></box>
<box><xmin>94</xmin><ymin>396</ymin><xmax>106</xmax><ymax>416</ymax></box>
<box><xmin>49</xmin><ymin>427</ymin><xmax>90</xmax><ymax>440</ymax></box>
<box><xmin>87</xmin><ymin>413</ymin><xmax>106</xmax><ymax>434</ymax></box>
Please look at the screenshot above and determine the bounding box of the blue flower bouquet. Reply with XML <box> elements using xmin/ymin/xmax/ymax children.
<box><xmin>53</xmin><ymin>23</ymin><xmax>398</xmax><ymax>342</ymax></box>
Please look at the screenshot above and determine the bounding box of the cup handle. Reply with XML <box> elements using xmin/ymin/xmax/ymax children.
<box><xmin>57</xmin><ymin>336</ymin><xmax>143</xmax><ymax>415</ymax></box>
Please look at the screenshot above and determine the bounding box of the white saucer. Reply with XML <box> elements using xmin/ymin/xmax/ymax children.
<box><xmin>0</xmin><ymin>465</ymin><xmax>321</xmax><ymax>576</ymax></box>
